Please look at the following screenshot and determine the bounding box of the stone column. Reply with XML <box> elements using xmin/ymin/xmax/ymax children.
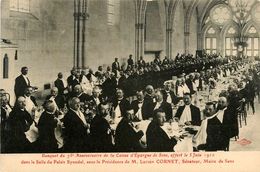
<box><xmin>73</xmin><ymin>0</ymin><xmax>89</xmax><ymax>70</ymax></box>
<box><xmin>184</xmin><ymin>31</ymin><xmax>190</xmax><ymax>54</ymax></box>
<box><xmin>134</xmin><ymin>0</ymin><xmax>147</xmax><ymax>62</ymax></box>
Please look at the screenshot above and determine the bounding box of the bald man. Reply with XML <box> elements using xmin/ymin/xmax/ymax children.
<box><xmin>6</xmin><ymin>97</ymin><xmax>34</xmax><ymax>153</ymax></box>
<box><xmin>206</xmin><ymin>97</ymin><xmax>232</xmax><ymax>151</ymax></box>
<box><xmin>71</xmin><ymin>84</ymin><xmax>90</xmax><ymax>103</ymax></box>
<box><xmin>37</xmin><ymin>100</ymin><xmax>58</xmax><ymax>152</ymax></box>
<box><xmin>63</xmin><ymin>97</ymin><xmax>90</xmax><ymax>152</ymax></box>
<box><xmin>46</xmin><ymin>87</ymin><xmax>65</xmax><ymax>109</ymax></box>
<box><xmin>142</xmin><ymin>85</ymin><xmax>155</xmax><ymax>120</ymax></box>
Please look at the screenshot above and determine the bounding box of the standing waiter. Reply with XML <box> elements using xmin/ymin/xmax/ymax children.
<box><xmin>14</xmin><ymin>67</ymin><xmax>30</xmax><ymax>98</ymax></box>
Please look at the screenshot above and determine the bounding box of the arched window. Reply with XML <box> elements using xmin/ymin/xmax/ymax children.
<box><xmin>205</xmin><ymin>27</ymin><xmax>217</xmax><ymax>54</ymax></box>
<box><xmin>245</xmin><ymin>26</ymin><xmax>259</xmax><ymax>57</ymax></box>
<box><xmin>107</xmin><ymin>0</ymin><xmax>120</xmax><ymax>26</ymax></box>
<box><xmin>10</xmin><ymin>0</ymin><xmax>30</xmax><ymax>13</ymax></box>
<box><xmin>225</xmin><ymin>27</ymin><xmax>238</xmax><ymax>56</ymax></box>
<box><xmin>3</xmin><ymin>54</ymin><xmax>9</xmax><ymax>79</ymax></box>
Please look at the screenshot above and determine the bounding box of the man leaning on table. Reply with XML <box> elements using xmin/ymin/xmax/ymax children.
<box><xmin>174</xmin><ymin>93</ymin><xmax>201</xmax><ymax>126</ymax></box>
<box><xmin>115</xmin><ymin>108</ymin><xmax>144</xmax><ymax>152</ymax></box>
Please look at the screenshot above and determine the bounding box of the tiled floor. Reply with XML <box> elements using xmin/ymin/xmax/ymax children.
<box><xmin>229</xmin><ymin>99</ymin><xmax>260</xmax><ymax>151</ymax></box>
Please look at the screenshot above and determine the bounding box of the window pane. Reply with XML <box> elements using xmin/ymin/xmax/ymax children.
<box><xmin>233</xmin><ymin>50</ymin><xmax>237</xmax><ymax>56</ymax></box>
<box><xmin>226</xmin><ymin>50</ymin><xmax>230</xmax><ymax>56</ymax></box>
<box><xmin>254</xmin><ymin>51</ymin><xmax>259</xmax><ymax>56</ymax></box>
<box><xmin>206</xmin><ymin>38</ymin><xmax>211</xmax><ymax>49</ymax></box>
<box><xmin>254</xmin><ymin>38</ymin><xmax>259</xmax><ymax>49</ymax></box>
<box><xmin>226</xmin><ymin>38</ymin><xmax>231</xmax><ymax>49</ymax></box>
<box><xmin>231</xmin><ymin>39</ymin><xmax>235</xmax><ymax>49</ymax></box>
<box><xmin>206</xmin><ymin>50</ymin><xmax>211</xmax><ymax>54</ymax></box>
<box><xmin>248</xmin><ymin>38</ymin><xmax>252</xmax><ymax>49</ymax></box>
<box><xmin>212</xmin><ymin>50</ymin><xmax>217</xmax><ymax>54</ymax></box>
<box><xmin>212</xmin><ymin>38</ymin><xmax>217</xmax><ymax>49</ymax></box>
<box><xmin>247</xmin><ymin>51</ymin><xmax>252</xmax><ymax>57</ymax></box>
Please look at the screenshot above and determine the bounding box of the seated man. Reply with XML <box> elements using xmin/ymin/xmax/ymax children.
<box><xmin>71</xmin><ymin>84</ymin><xmax>90</xmax><ymax>103</ymax></box>
<box><xmin>71</xmin><ymin>71</ymin><xmax>82</xmax><ymax>90</ymax></box>
<box><xmin>115</xmin><ymin>108</ymin><xmax>144</xmax><ymax>152</ymax></box>
<box><xmin>23</xmin><ymin>86</ymin><xmax>38</xmax><ymax>118</ymax></box>
<box><xmin>174</xmin><ymin>93</ymin><xmax>201</xmax><ymax>126</ymax></box>
<box><xmin>0</xmin><ymin>94</ymin><xmax>12</xmax><ymax>152</ymax></box>
<box><xmin>63</xmin><ymin>97</ymin><xmax>90</xmax><ymax>152</ymax></box>
<box><xmin>142</xmin><ymin>85</ymin><xmax>155</xmax><ymax>120</ymax></box>
<box><xmin>37</xmin><ymin>100</ymin><xmax>59</xmax><ymax>153</ymax></box>
<box><xmin>131</xmin><ymin>91</ymin><xmax>146</xmax><ymax>121</ymax></box>
<box><xmin>161</xmin><ymin>82</ymin><xmax>178</xmax><ymax>105</ymax></box>
<box><xmin>185</xmin><ymin>74</ymin><xmax>196</xmax><ymax>95</ymax></box>
<box><xmin>90</xmin><ymin>102</ymin><xmax>114</xmax><ymax>152</ymax></box>
<box><xmin>87</xmin><ymin>86</ymin><xmax>102</xmax><ymax>107</ymax></box>
<box><xmin>146</xmin><ymin>109</ymin><xmax>177</xmax><ymax>152</ymax></box>
<box><xmin>206</xmin><ymin>97</ymin><xmax>232</xmax><ymax>151</ymax></box>
<box><xmin>112</xmin><ymin>89</ymin><xmax>131</xmax><ymax>121</ymax></box>
<box><xmin>6</xmin><ymin>97</ymin><xmax>34</xmax><ymax>153</ymax></box>
<box><xmin>153</xmin><ymin>90</ymin><xmax>172</xmax><ymax>121</ymax></box>
<box><xmin>46</xmin><ymin>87</ymin><xmax>65</xmax><ymax>110</ymax></box>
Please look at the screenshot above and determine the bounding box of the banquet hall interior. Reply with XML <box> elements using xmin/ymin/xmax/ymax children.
<box><xmin>1</xmin><ymin>0</ymin><xmax>260</xmax><ymax>153</ymax></box>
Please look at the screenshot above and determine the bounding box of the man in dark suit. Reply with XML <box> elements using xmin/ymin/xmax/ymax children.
<box><xmin>153</xmin><ymin>56</ymin><xmax>161</xmax><ymax>65</ymax></box>
<box><xmin>95</xmin><ymin>66</ymin><xmax>104</xmax><ymax>80</ymax></box>
<box><xmin>112</xmin><ymin>89</ymin><xmax>131</xmax><ymax>119</ymax></box>
<box><xmin>71</xmin><ymin>72</ymin><xmax>82</xmax><ymax>90</ymax></box>
<box><xmin>71</xmin><ymin>85</ymin><xmax>90</xmax><ymax>103</ymax></box>
<box><xmin>0</xmin><ymin>94</ymin><xmax>12</xmax><ymax>153</ymax></box>
<box><xmin>137</xmin><ymin>56</ymin><xmax>146</xmax><ymax>67</ymax></box>
<box><xmin>63</xmin><ymin>97</ymin><xmax>90</xmax><ymax>152</ymax></box>
<box><xmin>112</xmin><ymin>58</ymin><xmax>120</xmax><ymax>73</ymax></box>
<box><xmin>37</xmin><ymin>100</ymin><xmax>58</xmax><ymax>153</ymax></box>
<box><xmin>185</xmin><ymin>74</ymin><xmax>196</xmax><ymax>95</ymax></box>
<box><xmin>46</xmin><ymin>87</ymin><xmax>65</xmax><ymax>110</ymax></box>
<box><xmin>90</xmin><ymin>102</ymin><xmax>114</xmax><ymax>152</ymax></box>
<box><xmin>6</xmin><ymin>96</ymin><xmax>33</xmax><ymax>153</ymax></box>
<box><xmin>146</xmin><ymin>109</ymin><xmax>178</xmax><ymax>152</ymax></box>
<box><xmin>174</xmin><ymin>93</ymin><xmax>201</xmax><ymax>126</ymax></box>
<box><xmin>245</xmin><ymin>76</ymin><xmax>256</xmax><ymax>114</ymax></box>
<box><xmin>162</xmin><ymin>82</ymin><xmax>179</xmax><ymax>105</ymax></box>
<box><xmin>205</xmin><ymin>97</ymin><xmax>232</xmax><ymax>151</ymax></box>
<box><xmin>142</xmin><ymin>85</ymin><xmax>155</xmax><ymax>120</ymax></box>
<box><xmin>14</xmin><ymin>67</ymin><xmax>30</xmax><ymax>98</ymax></box>
<box><xmin>102</xmin><ymin>72</ymin><xmax>117</xmax><ymax>99</ymax></box>
<box><xmin>87</xmin><ymin>86</ymin><xmax>102</xmax><ymax>107</ymax></box>
<box><xmin>153</xmin><ymin>90</ymin><xmax>173</xmax><ymax>121</ymax></box>
<box><xmin>115</xmin><ymin>108</ymin><xmax>144</xmax><ymax>152</ymax></box>
<box><xmin>127</xmin><ymin>54</ymin><xmax>134</xmax><ymax>67</ymax></box>
<box><xmin>131</xmin><ymin>91</ymin><xmax>146</xmax><ymax>121</ymax></box>
<box><xmin>67</xmin><ymin>68</ymin><xmax>76</xmax><ymax>92</ymax></box>
<box><xmin>54</xmin><ymin>72</ymin><xmax>66</xmax><ymax>97</ymax></box>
